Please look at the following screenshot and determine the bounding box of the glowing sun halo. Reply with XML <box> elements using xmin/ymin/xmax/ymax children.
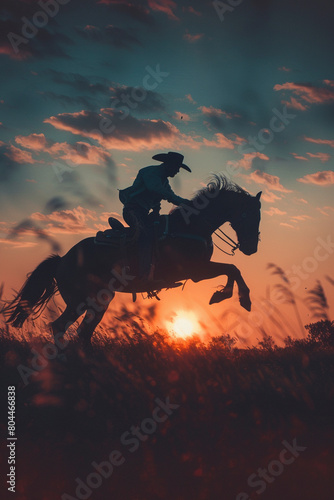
<box><xmin>167</xmin><ymin>311</ymin><xmax>200</xmax><ymax>338</ymax></box>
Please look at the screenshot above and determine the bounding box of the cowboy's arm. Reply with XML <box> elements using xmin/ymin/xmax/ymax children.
<box><xmin>142</xmin><ymin>170</ymin><xmax>187</xmax><ymax>206</ymax></box>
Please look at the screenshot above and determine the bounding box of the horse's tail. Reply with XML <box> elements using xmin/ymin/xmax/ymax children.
<box><xmin>2</xmin><ymin>254</ymin><xmax>61</xmax><ymax>328</ymax></box>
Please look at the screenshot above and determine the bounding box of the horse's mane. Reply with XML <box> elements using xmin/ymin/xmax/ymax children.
<box><xmin>192</xmin><ymin>174</ymin><xmax>250</xmax><ymax>203</ymax></box>
<box><xmin>170</xmin><ymin>174</ymin><xmax>250</xmax><ymax>215</ymax></box>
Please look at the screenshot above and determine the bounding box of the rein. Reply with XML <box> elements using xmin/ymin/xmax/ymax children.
<box><xmin>213</xmin><ymin>228</ymin><xmax>239</xmax><ymax>256</ymax></box>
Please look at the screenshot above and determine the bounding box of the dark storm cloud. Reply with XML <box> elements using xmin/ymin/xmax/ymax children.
<box><xmin>0</xmin><ymin>146</ymin><xmax>21</xmax><ymax>183</ymax></box>
<box><xmin>0</xmin><ymin>0</ymin><xmax>74</xmax><ymax>60</ymax></box>
<box><xmin>110</xmin><ymin>85</ymin><xmax>167</xmax><ymax>113</ymax></box>
<box><xmin>47</xmin><ymin>69</ymin><xmax>111</xmax><ymax>94</ymax></box>
<box><xmin>97</xmin><ymin>1</ymin><xmax>155</xmax><ymax>26</ymax></box>
<box><xmin>39</xmin><ymin>91</ymin><xmax>94</xmax><ymax>110</ymax></box>
<box><xmin>76</xmin><ymin>24</ymin><xmax>141</xmax><ymax>49</ymax></box>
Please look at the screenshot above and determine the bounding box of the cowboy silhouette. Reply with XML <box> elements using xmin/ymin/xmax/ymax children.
<box><xmin>119</xmin><ymin>151</ymin><xmax>191</xmax><ymax>287</ymax></box>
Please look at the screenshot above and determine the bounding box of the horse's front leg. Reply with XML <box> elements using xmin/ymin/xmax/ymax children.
<box><xmin>191</xmin><ymin>262</ymin><xmax>251</xmax><ymax>311</ymax></box>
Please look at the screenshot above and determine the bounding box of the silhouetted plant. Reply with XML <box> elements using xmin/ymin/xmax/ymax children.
<box><xmin>267</xmin><ymin>262</ymin><xmax>305</xmax><ymax>337</ymax></box>
<box><xmin>305</xmin><ymin>280</ymin><xmax>329</xmax><ymax>321</ymax></box>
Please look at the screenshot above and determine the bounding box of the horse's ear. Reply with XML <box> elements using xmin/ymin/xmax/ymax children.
<box><xmin>256</xmin><ymin>191</ymin><xmax>262</xmax><ymax>200</ymax></box>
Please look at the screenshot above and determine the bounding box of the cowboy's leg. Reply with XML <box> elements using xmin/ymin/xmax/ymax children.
<box><xmin>123</xmin><ymin>205</ymin><xmax>152</xmax><ymax>279</ymax></box>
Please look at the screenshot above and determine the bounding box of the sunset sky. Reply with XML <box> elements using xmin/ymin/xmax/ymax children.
<box><xmin>0</xmin><ymin>0</ymin><xmax>333</xmax><ymax>342</ymax></box>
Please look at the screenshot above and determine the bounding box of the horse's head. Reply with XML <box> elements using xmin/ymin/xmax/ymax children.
<box><xmin>229</xmin><ymin>191</ymin><xmax>262</xmax><ymax>256</ymax></box>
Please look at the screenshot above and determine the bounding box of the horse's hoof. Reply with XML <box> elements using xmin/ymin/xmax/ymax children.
<box><xmin>209</xmin><ymin>288</ymin><xmax>232</xmax><ymax>305</ymax></box>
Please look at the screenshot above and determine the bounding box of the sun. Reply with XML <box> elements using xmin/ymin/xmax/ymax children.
<box><xmin>166</xmin><ymin>311</ymin><xmax>200</xmax><ymax>338</ymax></box>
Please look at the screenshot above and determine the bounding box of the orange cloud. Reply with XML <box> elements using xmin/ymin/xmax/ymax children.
<box><xmin>5</xmin><ymin>145</ymin><xmax>37</xmax><ymax>164</ymax></box>
<box><xmin>249</xmin><ymin>170</ymin><xmax>292</xmax><ymax>193</ymax></box>
<box><xmin>317</xmin><ymin>206</ymin><xmax>334</xmax><ymax>216</ymax></box>
<box><xmin>173</xmin><ymin>111</ymin><xmax>191</xmax><ymax>122</ymax></box>
<box><xmin>0</xmin><ymin>45</ymin><xmax>30</xmax><ymax>61</ymax></box>
<box><xmin>148</xmin><ymin>0</ymin><xmax>179</xmax><ymax>20</ymax></box>
<box><xmin>44</xmin><ymin>109</ymin><xmax>245</xmax><ymax>151</ymax></box>
<box><xmin>304</xmin><ymin>137</ymin><xmax>334</xmax><ymax>148</ymax></box>
<box><xmin>297</xmin><ymin>170</ymin><xmax>334</xmax><ymax>185</ymax></box>
<box><xmin>183</xmin><ymin>33</ymin><xmax>204</xmax><ymax>43</ymax></box>
<box><xmin>306</xmin><ymin>152</ymin><xmax>331</xmax><ymax>162</ymax></box>
<box><xmin>15</xmin><ymin>133</ymin><xmax>112</xmax><ymax>166</ymax></box>
<box><xmin>280</xmin><ymin>223</ymin><xmax>296</xmax><ymax>229</ymax></box>
<box><xmin>278</xmin><ymin>67</ymin><xmax>292</xmax><ymax>72</ymax></box>
<box><xmin>264</xmin><ymin>207</ymin><xmax>287</xmax><ymax>216</ymax></box>
<box><xmin>185</xmin><ymin>94</ymin><xmax>196</xmax><ymax>104</ymax></box>
<box><xmin>261</xmin><ymin>191</ymin><xmax>282</xmax><ymax>203</ymax></box>
<box><xmin>274</xmin><ymin>81</ymin><xmax>334</xmax><ymax>105</ymax></box>
<box><xmin>282</xmin><ymin>97</ymin><xmax>308</xmax><ymax>111</ymax></box>
<box><xmin>30</xmin><ymin>207</ymin><xmax>98</xmax><ymax>235</ymax></box>
<box><xmin>229</xmin><ymin>152</ymin><xmax>269</xmax><ymax>171</ymax></box>
<box><xmin>15</xmin><ymin>133</ymin><xmax>49</xmax><ymax>151</ymax></box>
<box><xmin>291</xmin><ymin>153</ymin><xmax>308</xmax><ymax>161</ymax></box>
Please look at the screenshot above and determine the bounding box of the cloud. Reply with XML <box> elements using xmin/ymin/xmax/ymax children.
<box><xmin>291</xmin><ymin>153</ymin><xmax>308</xmax><ymax>161</ymax></box>
<box><xmin>306</xmin><ymin>152</ymin><xmax>330</xmax><ymax>162</ymax></box>
<box><xmin>15</xmin><ymin>133</ymin><xmax>48</xmax><ymax>151</ymax></box>
<box><xmin>261</xmin><ymin>191</ymin><xmax>282</xmax><ymax>203</ymax></box>
<box><xmin>199</xmin><ymin>106</ymin><xmax>240</xmax><ymax>132</ymax></box>
<box><xmin>249</xmin><ymin>170</ymin><xmax>292</xmax><ymax>192</ymax></box>
<box><xmin>76</xmin><ymin>24</ymin><xmax>141</xmax><ymax>49</ymax></box>
<box><xmin>264</xmin><ymin>207</ymin><xmax>287</xmax><ymax>216</ymax></box>
<box><xmin>278</xmin><ymin>67</ymin><xmax>292</xmax><ymax>72</ymax></box>
<box><xmin>97</xmin><ymin>0</ymin><xmax>177</xmax><ymax>24</ymax></box>
<box><xmin>173</xmin><ymin>111</ymin><xmax>191</xmax><ymax>122</ymax></box>
<box><xmin>185</xmin><ymin>94</ymin><xmax>196</xmax><ymax>104</ymax></box>
<box><xmin>317</xmin><ymin>206</ymin><xmax>334</xmax><ymax>216</ymax></box>
<box><xmin>44</xmin><ymin>108</ymin><xmax>245</xmax><ymax>151</ymax></box>
<box><xmin>39</xmin><ymin>91</ymin><xmax>94</xmax><ymax>109</ymax></box>
<box><xmin>280</xmin><ymin>223</ymin><xmax>295</xmax><ymax>229</ymax></box>
<box><xmin>183</xmin><ymin>6</ymin><xmax>202</xmax><ymax>16</ymax></box>
<box><xmin>15</xmin><ymin>133</ymin><xmax>114</xmax><ymax>166</ymax></box>
<box><xmin>282</xmin><ymin>97</ymin><xmax>308</xmax><ymax>111</ymax></box>
<box><xmin>0</xmin><ymin>17</ymin><xmax>73</xmax><ymax>61</ymax></box>
<box><xmin>47</xmin><ymin>69</ymin><xmax>110</xmax><ymax>95</ymax></box>
<box><xmin>5</xmin><ymin>145</ymin><xmax>38</xmax><ymax>164</ymax></box>
<box><xmin>0</xmin><ymin>237</ymin><xmax>37</xmax><ymax>249</ymax></box>
<box><xmin>44</xmin><ymin>109</ymin><xmax>178</xmax><ymax>150</ymax></box>
<box><xmin>199</xmin><ymin>106</ymin><xmax>235</xmax><ymax>119</ymax></box>
<box><xmin>274</xmin><ymin>81</ymin><xmax>334</xmax><ymax>106</ymax></box>
<box><xmin>183</xmin><ymin>32</ymin><xmax>204</xmax><ymax>43</ymax></box>
<box><xmin>109</xmin><ymin>85</ymin><xmax>166</xmax><ymax>113</ymax></box>
<box><xmin>297</xmin><ymin>170</ymin><xmax>334</xmax><ymax>185</ymax></box>
<box><xmin>148</xmin><ymin>0</ymin><xmax>179</xmax><ymax>20</ymax></box>
<box><xmin>230</xmin><ymin>152</ymin><xmax>269</xmax><ymax>170</ymax></box>
<box><xmin>290</xmin><ymin>215</ymin><xmax>313</xmax><ymax>221</ymax></box>
<box><xmin>202</xmin><ymin>133</ymin><xmax>240</xmax><ymax>150</ymax></box>
<box><xmin>30</xmin><ymin>206</ymin><xmax>98</xmax><ymax>235</ymax></box>
<box><xmin>304</xmin><ymin>137</ymin><xmax>334</xmax><ymax>148</ymax></box>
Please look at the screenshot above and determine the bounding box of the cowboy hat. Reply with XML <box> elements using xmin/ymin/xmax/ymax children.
<box><xmin>152</xmin><ymin>151</ymin><xmax>191</xmax><ymax>172</ymax></box>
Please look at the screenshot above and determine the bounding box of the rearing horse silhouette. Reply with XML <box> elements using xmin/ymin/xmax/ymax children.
<box><xmin>3</xmin><ymin>175</ymin><xmax>261</xmax><ymax>347</ymax></box>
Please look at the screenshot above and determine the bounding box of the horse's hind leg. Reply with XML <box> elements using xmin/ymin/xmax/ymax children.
<box><xmin>50</xmin><ymin>306</ymin><xmax>80</xmax><ymax>344</ymax></box>
<box><xmin>76</xmin><ymin>297</ymin><xmax>113</xmax><ymax>350</ymax></box>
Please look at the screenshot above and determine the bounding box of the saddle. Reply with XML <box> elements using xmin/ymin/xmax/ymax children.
<box><xmin>94</xmin><ymin>217</ymin><xmax>132</xmax><ymax>245</ymax></box>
